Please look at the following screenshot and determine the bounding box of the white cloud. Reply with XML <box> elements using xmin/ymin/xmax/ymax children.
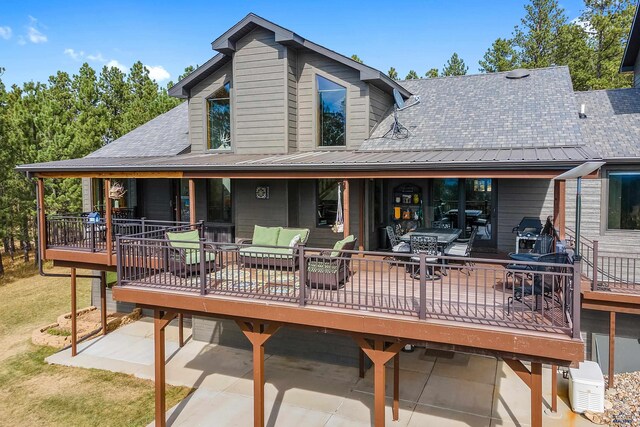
<box><xmin>0</xmin><ymin>26</ymin><xmax>12</xmax><ymax>40</ymax></box>
<box><xmin>87</xmin><ymin>52</ymin><xmax>105</xmax><ymax>62</ymax></box>
<box><xmin>145</xmin><ymin>65</ymin><xmax>170</xmax><ymax>82</ymax></box>
<box><xmin>26</xmin><ymin>16</ymin><xmax>47</xmax><ymax>43</ymax></box>
<box><xmin>64</xmin><ymin>48</ymin><xmax>84</xmax><ymax>60</ymax></box>
<box><xmin>106</xmin><ymin>59</ymin><xmax>127</xmax><ymax>73</ymax></box>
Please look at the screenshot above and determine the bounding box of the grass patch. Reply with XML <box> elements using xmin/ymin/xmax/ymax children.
<box><xmin>46</xmin><ymin>328</ymin><xmax>72</xmax><ymax>337</ymax></box>
<box><xmin>0</xmin><ymin>267</ymin><xmax>192</xmax><ymax>426</ymax></box>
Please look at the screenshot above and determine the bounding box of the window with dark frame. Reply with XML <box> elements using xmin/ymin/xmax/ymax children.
<box><xmin>316</xmin><ymin>179</ymin><xmax>340</xmax><ymax>227</ymax></box>
<box><xmin>316</xmin><ymin>75</ymin><xmax>346</xmax><ymax>147</ymax></box>
<box><xmin>207</xmin><ymin>178</ymin><xmax>232</xmax><ymax>223</ymax></box>
<box><xmin>608</xmin><ymin>172</ymin><xmax>640</xmax><ymax>230</ymax></box>
<box><xmin>207</xmin><ymin>82</ymin><xmax>231</xmax><ymax>150</ymax></box>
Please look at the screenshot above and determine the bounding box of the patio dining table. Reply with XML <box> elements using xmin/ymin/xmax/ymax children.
<box><xmin>399</xmin><ymin>228</ymin><xmax>462</xmax><ymax>248</ymax></box>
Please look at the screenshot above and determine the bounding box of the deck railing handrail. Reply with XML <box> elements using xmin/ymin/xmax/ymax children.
<box><xmin>565</xmin><ymin>227</ymin><xmax>640</xmax><ymax>293</ymax></box>
<box><xmin>116</xmin><ymin>235</ymin><xmax>580</xmax><ymax>338</ymax></box>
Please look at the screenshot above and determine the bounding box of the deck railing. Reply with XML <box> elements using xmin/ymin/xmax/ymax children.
<box><xmin>116</xmin><ymin>236</ymin><xmax>581</xmax><ymax>338</ymax></box>
<box><xmin>44</xmin><ymin>215</ymin><xmax>196</xmax><ymax>253</ymax></box>
<box><xmin>566</xmin><ymin>228</ymin><xmax>640</xmax><ymax>294</ymax></box>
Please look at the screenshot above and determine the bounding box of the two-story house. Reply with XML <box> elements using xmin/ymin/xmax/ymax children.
<box><xmin>17</xmin><ymin>10</ymin><xmax>640</xmax><ymax>427</ymax></box>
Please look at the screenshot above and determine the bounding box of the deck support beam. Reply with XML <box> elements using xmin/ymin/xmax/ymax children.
<box><xmin>188</xmin><ymin>178</ymin><xmax>196</xmax><ymax>225</ymax></box>
<box><xmin>393</xmin><ymin>352</ymin><xmax>400</xmax><ymax>421</ymax></box>
<box><xmin>343</xmin><ymin>180</ymin><xmax>350</xmax><ymax>237</ymax></box>
<box><xmin>100</xmin><ymin>271</ymin><xmax>107</xmax><ymax>335</ymax></box>
<box><xmin>154</xmin><ymin>310</ymin><xmax>177</xmax><ymax>427</ymax></box>
<box><xmin>236</xmin><ymin>321</ymin><xmax>281</xmax><ymax>427</ymax></box>
<box><xmin>503</xmin><ymin>359</ymin><xmax>543</xmax><ymax>427</ymax></box>
<box><xmin>609</xmin><ymin>311</ymin><xmax>615</xmax><ymax>388</ymax></box>
<box><xmin>551</xmin><ymin>364</ymin><xmax>558</xmax><ymax>413</ymax></box>
<box><xmin>553</xmin><ymin>179</ymin><xmax>566</xmax><ymax>240</ymax></box>
<box><xmin>178</xmin><ymin>313</ymin><xmax>185</xmax><ymax>347</ymax></box>
<box><xmin>104</xmin><ymin>179</ymin><xmax>113</xmax><ymax>262</ymax></box>
<box><xmin>355</xmin><ymin>337</ymin><xmax>405</xmax><ymax>427</ymax></box>
<box><xmin>37</xmin><ymin>178</ymin><xmax>46</xmax><ymax>261</ymax></box>
<box><xmin>71</xmin><ymin>268</ymin><xmax>77</xmax><ymax>357</ymax></box>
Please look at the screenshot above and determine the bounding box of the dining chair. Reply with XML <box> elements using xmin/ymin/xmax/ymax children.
<box><xmin>409</xmin><ymin>235</ymin><xmax>440</xmax><ymax>280</ymax></box>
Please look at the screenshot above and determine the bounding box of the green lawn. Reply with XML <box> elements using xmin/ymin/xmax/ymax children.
<box><xmin>0</xmin><ymin>263</ymin><xmax>191</xmax><ymax>427</ymax></box>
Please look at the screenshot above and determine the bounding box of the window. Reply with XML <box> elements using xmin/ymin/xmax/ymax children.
<box><xmin>316</xmin><ymin>75</ymin><xmax>346</xmax><ymax>147</ymax></box>
<box><xmin>608</xmin><ymin>172</ymin><xmax>640</xmax><ymax>230</ymax></box>
<box><xmin>207</xmin><ymin>82</ymin><xmax>231</xmax><ymax>150</ymax></box>
<box><xmin>207</xmin><ymin>178</ymin><xmax>232</xmax><ymax>223</ymax></box>
<box><xmin>316</xmin><ymin>179</ymin><xmax>340</xmax><ymax>227</ymax></box>
<box><xmin>91</xmin><ymin>178</ymin><xmax>137</xmax><ymax>216</ymax></box>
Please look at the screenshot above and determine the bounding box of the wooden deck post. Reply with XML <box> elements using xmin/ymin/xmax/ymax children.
<box><xmin>359</xmin><ymin>348</ymin><xmax>366</xmax><ymax>378</ymax></box>
<box><xmin>551</xmin><ymin>364</ymin><xmax>558</xmax><ymax>413</ymax></box>
<box><xmin>609</xmin><ymin>311</ymin><xmax>616</xmax><ymax>389</ymax></box>
<box><xmin>188</xmin><ymin>178</ymin><xmax>196</xmax><ymax>225</ymax></box>
<box><xmin>71</xmin><ymin>268</ymin><xmax>77</xmax><ymax>357</ymax></box>
<box><xmin>100</xmin><ymin>271</ymin><xmax>107</xmax><ymax>335</ymax></box>
<box><xmin>531</xmin><ymin>362</ymin><xmax>543</xmax><ymax>427</ymax></box>
<box><xmin>343</xmin><ymin>180</ymin><xmax>350</xmax><ymax>238</ymax></box>
<box><xmin>503</xmin><ymin>359</ymin><xmax>543</xmax><ymax>427</ymax></box>
<box><xmin>237</xmin><ymin>321</ymin><xmax>281</xmax><ymax>427</ymax></box>
<box><xmin>553</xmin><ymin>179</ymin><xmax>566</xmax><ymax>240</ymax></box>
<box><xmin>37</xmin><ymin>178</ymin><xmax>46</xmax><ymax>261</ymax></box>
<box><xmin>178</xmin><ymin>313</ymin><xmax>184</xmax><ymax>347</ymax></box>
<box><xmin>104</xmin><ymin>179</ymin><xmax>113</xmax><ymax>262</ymax></box>
<box><xmin>359</xmin><ymin>179</ymin><xmax>365</xmax><ymax>251</ymax></box>
<box><xmin>154</xmin><ymin>310</ymin><xmax>177</xmax><ymax>427</ymax></box>
<box><xmin>393</xmin><ymin>352</ymin><xmax>400</xmax><ymax>421</ymax></box>
<box><xmin>355</xmin><ymin>337</ymin><xmax>405</xmax><ymax>427</ymax></box>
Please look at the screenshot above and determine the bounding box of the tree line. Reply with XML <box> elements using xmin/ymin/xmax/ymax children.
<box><xmin>355</xmin><ymin>0</ymin><xmax>635</xmax><ymax>88</ymax></box>
<box><xmin>0</xmin><ymin>62</ymin><xmax>193</xmax><ymax>273</ymax></box>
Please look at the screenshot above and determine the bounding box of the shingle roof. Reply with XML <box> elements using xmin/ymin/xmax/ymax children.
<box><xmin>362</xmin><ymin>67</ymin><xmax>583</xmax><ymax>151</ymax></box>
<box><xmin>87</xmin><ymin>102</ymin><xmax>189</xmax><ymax>158</ymax></box>
<box><xmin>17</xmin><ymin>146</ymin><xmax>597</xmax><ymax>174</ymax></box>
<box><xmin>575</xmin><ymin>88</ymin><xmax>640</xmax><ymax>159</ymax></box>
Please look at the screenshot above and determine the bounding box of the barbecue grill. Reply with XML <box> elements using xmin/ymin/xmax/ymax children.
<box><xmin>512</xmin><ymin>217</ymin><xmax>543</xmax><ymax>254</ymax></box>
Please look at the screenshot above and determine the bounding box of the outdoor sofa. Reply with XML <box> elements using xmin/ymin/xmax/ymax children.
<box><xmin>238</xmin><ymin>225</ymin><xmax>310</xmax><ymax>270</ymax></box>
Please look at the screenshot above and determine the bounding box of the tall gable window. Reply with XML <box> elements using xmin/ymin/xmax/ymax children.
<box><xmin>317</xmin><ymin>75</ymin><xmax>346</xmax><ymax>147</ymax></box>
<box><xmin>207</xmin><ymin>82</ymin><xmax>231</xmax><ymax>150</ymax></box>
<box><xmin>608</xmin><ymin>172</ymin><xmax>640</xmax><ymax>230</ymax></box>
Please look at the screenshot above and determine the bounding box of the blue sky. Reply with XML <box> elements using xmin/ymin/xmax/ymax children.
<box><xmin>0</xmin><ymin>1</ymin><xmax>585</xmax><ymax>87</ymax></box>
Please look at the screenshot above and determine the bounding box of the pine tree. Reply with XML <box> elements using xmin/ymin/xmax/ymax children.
<box><xmin>479</xmin><ymin>38</ymin><xmax>520</xmax><ymax>73</ymax></box>
<box><xmin>387</xmin><ymin>67</ymin><xmax>398</xmax><ymax>80</ymax></box>
<box><xmin>425</xmin><ymin>68</ymin><xmax>439</xmax><ymax>78</ymax></box>
<box><xmin>513</xmin><ymin>0</ymin><xmax>567</xmax><ymax>68</ymax></box>
<box><xmin>442</xmin><ymin>53</ymin><xmax>469</xmax><ymax>76</ymax></box>
<box><xmin>350</xmin><ymin>54</ymin><xmax>363</xmax><ymax>63</ymax></box>
<box><xmin>405</xmin><ymin>70</ymin><xmax>419</xmax><ymax>80</ymax></box>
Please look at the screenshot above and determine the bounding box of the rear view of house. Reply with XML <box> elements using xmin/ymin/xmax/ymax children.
<box><xmin>17</xmin><ymin>10</ymin><xmax>640</xmax><ymax>427</ymax></box>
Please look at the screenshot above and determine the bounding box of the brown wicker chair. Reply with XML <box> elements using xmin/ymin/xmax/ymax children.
<box><xmin>307</xmin><ymin>237</ymin><xmax>357</xmax><ymax>290</ymax></box>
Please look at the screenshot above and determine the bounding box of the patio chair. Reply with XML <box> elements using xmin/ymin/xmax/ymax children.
<box><xmin>507</xmin><ymin>252</ymin><xmax>570</xmax><ymax>314</ymax></box>
<box><xmin>506</xmin><ymin>235</ymin><xmax>555</xmax><ymax>279</ymax></box>
<box><xmin>307</xmin><ymin>235</ymin><xmax>357</xmax><ymax>290</ymax></box>
<box><xmin>166</xmin><ymin>229</ymin><xmax>217</xmax><ymax>277</ymax></box>
<box><xmin>444</xmin><ymin>227</ymin><xmax>477</xmax><ymax>273</ymax></box>
<box><xmin>385</xmin><ymin>225</ymin><xmax>410</xmax><ymax>253</ymax></box>
<box><xmin>409</xmin><ymin>235</ymin><xmax>440</xmax><ymax>280</ymax></box>
<box><xmin>432</xmin><ymin>220</ymin><xmax>452</xmax><ymax>229</ymax></box>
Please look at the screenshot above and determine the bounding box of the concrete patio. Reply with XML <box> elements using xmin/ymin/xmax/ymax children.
<box><xmin>46</xmin><ymin>318</ymin><xmax>592</xmax><ymax>427</ymax></box>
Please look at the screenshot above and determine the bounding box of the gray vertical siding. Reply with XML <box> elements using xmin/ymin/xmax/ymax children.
<box><xmin>635</xmin><ymin>51</ymin><xmax>640</xmax><ymax>88</ymax></box>
<box><xmin>233</xmin><ymin>179</ymin><xmax>288</xmax><ymax>239</ymax></box>
<box><xmin>496</xmin><ymin>179</ymin><xmax>554</xmax><ymax>253</ymax></box>
<box><xmin>565</xmin><ymin>176</ymin><xmax>640</xmax><ymax>254</ymax></box>
<box><xmin>369</xmin><ymin>85</ymin><xmax>393</xmax><ymax>132</ymax></box>
<box><xmin>297</xmin><ymin>51</ymin><xmax>369</xmax><ymax>151</ymax></box>
<box><xmin>287</xmin><ymin>47</ymin><xmax>298</xmax><ymax>152</ymax></box>
<box><xmin>188</xmin><ymin>62</ymin><xmax>232</xmax><ymax>154</ymax></box>
<box><xmin>232</xmin><ymin>27</ymin><xmax>287</xmax><ymax>154</ymax></box>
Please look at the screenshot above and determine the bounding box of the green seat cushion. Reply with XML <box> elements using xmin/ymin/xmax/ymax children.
<box><xmin>106</xmin><ymin>271</ymin><xmax>117</xmax><ymax>285</ymax></box>
<box><xmin>330</xmin><ymin>235</ymin><xmax>355</xmax><ymax>257</ymax></box>
<box><xmin>182</xmin><ymin>249</ymin><xmax>216</xmax><ymax>266</ymax></box>
<box><xmin>252</xmin><ymin>225</ymin><xmax>281</xmax><ymax>246</ymax></box>
<box><xmin>239</xmin><ymin>246</ymin><xmax>294</xmax><ymax>259</ymax></box>
<box><xmin>277</xmin><ymin>228</ymin><xmax>310</xmax><ymax>247</ymax></box>
<box><xmin>166</xmin><ymin>230</ymin><xmax>200</xmax><ymax>250</ymax></box>
<box><xmin>308</xmin><ymin>260</ymin><xmax>339</xmax><ymax>274</ymax></box>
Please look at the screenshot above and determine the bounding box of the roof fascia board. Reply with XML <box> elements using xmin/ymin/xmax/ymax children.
<box><xmin>620</xmin><ymin>3</ymin><xmax>640</xmax><ymax>72</ymax></box>
<box><xmin>168</xmin><ymin>54</ymin><xmax>229</xmax><ymax>98</ymax></box>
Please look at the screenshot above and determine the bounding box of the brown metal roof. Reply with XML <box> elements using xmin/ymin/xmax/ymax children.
<box><xmin>18</xmin><ymin>146</ymin><xmax>599</xmax><ymax>175</ymax></box>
